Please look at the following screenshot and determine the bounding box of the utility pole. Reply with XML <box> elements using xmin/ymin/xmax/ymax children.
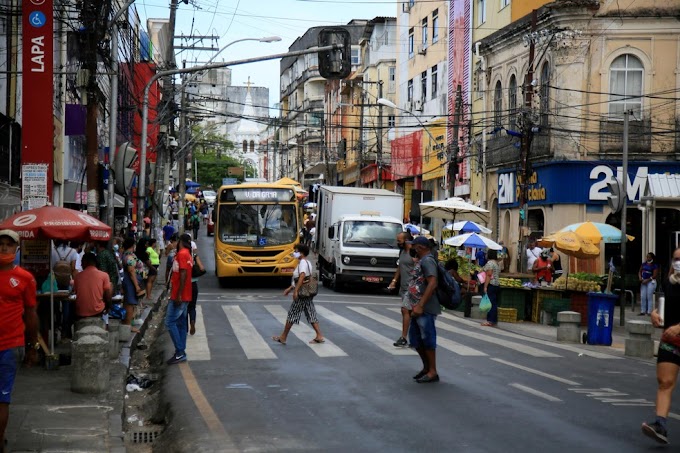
<box><xmin>83</xmin><ymin>0</ymin><xmax>112</xmax><ymax>218</ymax></box>
<box><xmin>177</xmin><ymin>65</ymin><xmax>188</xmax><ymax>234</ymax></box>
<box><xmin>519</xmin><ymin>10</ymin><xmax>537</xmax><ymax>272</ymax></box>
<box><xmin>357</xmin><ymin>89</ymin><xmax>366</xmax><ymax>187</ymax></box>
<box><xmin>376</xmin><ymin>81</ymin><xmax>383</xmax><ymax>189</ymax></box>
<box><xmin>321</xmin><ymin>115</ymin><xmax>331</xmax><ymax>185</ymax></box>
<box><xmin>449</xmin><ymin>84</ymin><xmax>462</xmax><ymax>198</ymax></box>
<box><xmin>619</xmin><ymin>110</ymin><xmax>630</xmax><ymax>326</ymax></box>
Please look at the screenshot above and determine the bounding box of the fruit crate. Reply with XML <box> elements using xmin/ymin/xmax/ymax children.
<box><xmin>531</xmin><ymin>289</ymin><xmax>566</xmax><ymax>323</ymax></box>
<box><xmin>542</xmin><ymin>298</ymin><xmax>572</xmax><ymax>326</ymax></box>
<box><xmin>500</xmin><ymin>288</ymin><xmax>529</xmax><ymax>321</ymax></box>
<box><xmin>498</xmin><ymin>307</ymin><xmax>518</xmax><ymax>323</ymax></box>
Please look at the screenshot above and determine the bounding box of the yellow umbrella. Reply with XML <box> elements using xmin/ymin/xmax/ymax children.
<box><xmin>276</xmin><ymin>177</ymin><xmax>301</xmax><ymax>187</ymax></box>
<box><xmin>559</xmin><ymin>221</ymin><xmax>634</xmax><ymax>245</ymax></box>
<box><xmin>185</xmin><ymin>193</ymin><xmax>196</xmax><ymax>202</ymax></box>
<box><xmin>537</xmin><ymin>231</ymin><xmax>600</xmax><ymax>259</ymax></box>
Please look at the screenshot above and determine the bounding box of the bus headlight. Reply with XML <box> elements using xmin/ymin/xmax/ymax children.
<box><xmin>343</xmin><ymin>256</ymin><xmax>351</xmax><ymax>265</ymax></box>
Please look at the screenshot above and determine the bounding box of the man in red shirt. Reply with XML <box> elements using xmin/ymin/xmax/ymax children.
<box><xmin>73</xmin><ymin>253</ymin><xmax>111</xmax><ymax>319</ymax></box>
<box><xmin>0</xmin><ymin>230</ymin><xmax>38</xmax><ymax>450</ymax></box>
<box><xmin>165</xmin><ymin>233</ymin><xmax>193</xmax><ymax>365</ymax></box>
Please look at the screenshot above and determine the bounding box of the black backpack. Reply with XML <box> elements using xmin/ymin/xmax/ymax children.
<box><xmin>435</xmin><ymin>261</ymin><xmax>462</xmax><ymax>310</ymax></box>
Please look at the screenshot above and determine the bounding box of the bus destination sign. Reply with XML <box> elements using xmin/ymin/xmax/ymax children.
<box><xmin>226</xmin><ymin>188</ymin><xmax>295</xmax><ymax>203</ymax></box>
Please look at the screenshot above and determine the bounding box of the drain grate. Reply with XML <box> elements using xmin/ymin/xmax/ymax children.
<box><xmin>126</xmin><ymin>425</ymin><xmax>163</xmax><ymax>443</ymax></box>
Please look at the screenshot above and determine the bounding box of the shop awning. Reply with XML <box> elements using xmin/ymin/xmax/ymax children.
<box><xmin>646</xmin><ymin>174</ymin><xmax>680</xmax><ymax>200</ymax></box>
<box><xmin>62</xmin><ymin>180</ymin><xmax>126</xmax><ymax>208</ymax></box>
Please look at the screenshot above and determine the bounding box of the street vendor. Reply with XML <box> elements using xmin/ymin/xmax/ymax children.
<box><xmin>0</xmin><ymin>229</ymin><xmax>38</xmax><ymax>451</ymax></box>
<box><xmin>532</xmin><ymin>248</ymin><xmax>553</xmax><ymax>284</ymax></box>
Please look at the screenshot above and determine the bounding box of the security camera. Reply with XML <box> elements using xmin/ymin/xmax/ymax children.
<box><xmin>168</xmin><ymin>136</ymin><xmax>178</xmax><ymax>148</ymax></box>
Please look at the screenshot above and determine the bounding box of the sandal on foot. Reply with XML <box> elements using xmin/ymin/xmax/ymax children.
<box><xmin>309</xmin><ymin>338</ymin><xmax>325</xmax><ymax>344</ymax></box>
<box><xmin>272</xmin><ymin>336</ymin><xmax>286</xmax><ymax>345</ymax></box>
<box><xmin>480</xmin><ymin>322</ymin><xmax>495</xmax><ymax>327</ymax></box>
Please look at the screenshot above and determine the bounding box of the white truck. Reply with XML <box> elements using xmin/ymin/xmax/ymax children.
<box><xmin>315</xmin><ymin>186</ymin><xmax>404</xmax><ymax>291</ymax></box>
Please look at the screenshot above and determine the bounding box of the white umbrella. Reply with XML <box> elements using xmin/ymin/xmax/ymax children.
<box><xmin>419</xmin><ymin>197</ymin><xmax>489</xmax><ymax>222</ymax></box>
<box><xmin>444</xmin><ymin>232</ymin><xmax>503</xmax><ymax>250</ymax></box>
<box><xmin>444</xmin><ymin>220</ymin><xmax>492</xmax><ymax>234</ymax></box>
<box><xmin>405</xmin><ymin>224</ymin><xmax>430</xmax><ymax>235</ymax></box>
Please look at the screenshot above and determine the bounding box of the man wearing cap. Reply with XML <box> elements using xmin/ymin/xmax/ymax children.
<box><xmin>0</xmin><ymin>230</ymin><xmax>38</xmax><ymax>450</ymax></box>
<box><xmin>165</xmin><ymin>233</ymin><xmax>193</xmax><ymax>365</ymax></box>
<box><xmin>406</xmin><ymin>236</ymin><xmax>440</xmax><ymax>383</ymax></box>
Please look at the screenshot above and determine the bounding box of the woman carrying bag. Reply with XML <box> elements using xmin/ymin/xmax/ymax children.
<box><xmin>272</xmin><ymin>244</ymin><xmax>324</xmax><ymax>345</ymax></box>
<box><xmin>481</xmin><ymin>249</ymin><xmax>501</xmax><ymax>327</ymax></box>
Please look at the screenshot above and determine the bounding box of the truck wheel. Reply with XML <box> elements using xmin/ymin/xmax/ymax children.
<box><xmin>329</xmin><ymin>273</ymin><xmax>344</xmax><ymax>292</ymax></box>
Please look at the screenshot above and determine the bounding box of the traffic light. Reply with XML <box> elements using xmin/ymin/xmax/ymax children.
<box><xmin>606</xmin><ymin>176</ymin><xmax>626</xmax><ymax>214</ymax></box>
<box><xmin>318</xmin><ymin>28</ymin><xmax>351</xmax><ymax>80</ymax></box>
<box><xmin>113</xmin><ymin>142</ymin><xmax>137</xmax><ymax>197</ymax></box>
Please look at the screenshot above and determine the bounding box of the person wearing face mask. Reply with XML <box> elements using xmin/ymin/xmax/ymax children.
<box><xmin>272</xmin><ymin>244</ymin><xmax>324</xmax><ymax>345</ymax></box>
<box><xmin>388</xmin><ymin>231</ymin><xmax>415</xmax><ymax>347</ymax></box>
<box><xmin>639</xmin><ymin>252</ymin><xmax>659</xmax><ymax>316</ymax></box>
<box><xmin>0</xmin><ymin>230</ymin><xmax>38</xmax><ymax>453</ymax></box>
<box><xmin>642</xmin><ymin>248</ymin><xmax>680</xmax><ymax>445</ymax></box>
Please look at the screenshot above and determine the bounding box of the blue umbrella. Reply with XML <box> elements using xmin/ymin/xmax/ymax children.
<box><xmin>186</xmin><ymin>181</ymin><xmax>200</xmax><ymax>188</ymax></box>
<box><xmin>444</xmin><ymin>233</ymin><xmax>502</xmax><ymax>250</ymax></box>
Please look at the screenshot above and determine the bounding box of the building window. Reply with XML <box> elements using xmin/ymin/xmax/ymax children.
<box><xmin>431</xmin><ymin>65</ymin><xmax>438</xmax><ymax>99</ymax></box>
<box><xmin>388</xmin><ymin>115</ymin><xmax>396</xmax><ymax>128</ymax></box>
<box><xmin>388</xmin><ymin>66</ymin><xmax>396</xmax><ymax>93</ymax></box>
<box><xmin>408</xmin><ymin>28</ymin><xmax>414</xmax><ymax>58</ymax></box>
<box><xmin>421</xmin><ymin>71</ymin><xmax>427</xmax><ymax>101</ymax></box>
<box><xmin>540</xmin><ymin>62</ymin><xmax>550</xmax><ymax>126</ymax></box>
<box><xmin>351</xmin><ymin>47</ymin><xmax>360</xmax><ymax>65</ymax></box>
<box><xmin>609</xmin><ymin>54</ymin><xmax>643</xmax><ymax>119</ymax></box>
<box><xmin>478</xmin><ymin>0</ymin><xmax>486</xmax><ymax>25</ymax></box>
<box><xmin>407</xmin><ymin>79</ymin><xmax>413</xmax><ymax>102</ymax></box>
<box><xmin>421</xmin><ymin>17</ymin><xmax>428</xmax><ymax>47</ymax></box>
<box><xmin>508</xmin><ymin>74</ymin><xmax>517</xmax><ymax>130</ymax></box>
<box><xmin>432</xmin><ymin>9</ymin><xmax>439</xmax><ymax>43</ymax></box>
<box><xmin>500</xmin><ymin>0</ymin><xmax>510</xmax><ymax>8</ymax></box>
<box><xmin>494</xmin><ymin>81</ymin><xmax>502</xmax><ymax>129</ymax></box>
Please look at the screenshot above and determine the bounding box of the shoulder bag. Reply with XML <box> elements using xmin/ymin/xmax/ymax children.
<box><xmin>192</xmin><ymin>253</ymin><xmax>206</xmax><ymax>277</ymax></box>
<box><xmin>298</xmin><ymin>259</ymin><xmax>318</xmax><ymax>298</ymax></box>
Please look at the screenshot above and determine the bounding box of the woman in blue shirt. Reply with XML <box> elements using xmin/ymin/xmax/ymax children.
<box><xmin>639</xmin><ymin>252</ymin><xmax>659</xmax><ymax>316</ymax></box>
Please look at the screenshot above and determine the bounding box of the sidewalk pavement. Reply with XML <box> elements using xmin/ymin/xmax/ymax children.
<box><xmin>454</xmin><ymin>306</ymin><xmax>662</xmax><ymax>361</ymax></box>
<box><xmin>6</xmin><ymin>285</ymin><xmax>165</xmax><ymax>453</ymax></box>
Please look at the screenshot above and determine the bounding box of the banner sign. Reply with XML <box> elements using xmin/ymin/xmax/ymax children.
<box><xmin>22</xmin><ymin>0</ymin><xmax>54</xmax><ymax>202</ymax></box>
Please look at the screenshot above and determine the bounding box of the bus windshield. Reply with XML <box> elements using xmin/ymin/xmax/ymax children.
<box><xmin>342</xmin><ymin>220</ymin><xmax>402</xmax><ymax>248</ymax></box>
<box><xmin>218</xmin><ymin>203</ymin><xmax>298</xmax><ymax>246</ymax></box>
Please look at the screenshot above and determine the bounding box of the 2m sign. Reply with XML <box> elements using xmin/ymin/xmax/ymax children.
<box><xmin>589</xmin><ymin>165</ymin><xmax>648</xmax><ymax>203</ymax></box>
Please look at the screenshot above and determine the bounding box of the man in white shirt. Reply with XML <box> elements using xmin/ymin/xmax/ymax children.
<box><xmin>526</xmin><ymin>238</ymin><xmax>542</xmax><ymax>272</ymax></box>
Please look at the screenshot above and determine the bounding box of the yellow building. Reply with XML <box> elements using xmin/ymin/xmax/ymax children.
<box><xmin>475</xmin><ymin>0</ymin><xmax>680</xmax><ymax>273</ymax></box>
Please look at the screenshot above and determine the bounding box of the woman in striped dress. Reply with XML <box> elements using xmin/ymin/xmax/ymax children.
<box><xmin>272</xmin><ymin>243</ymin><xmax>324</xmax><ymax>345</ymax></box>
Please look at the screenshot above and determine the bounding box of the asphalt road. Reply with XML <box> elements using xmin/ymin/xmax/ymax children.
<box><xmin>158</xmin><ymin>232</ymin><xmax>677</xmax><ymax>452</ymax></box>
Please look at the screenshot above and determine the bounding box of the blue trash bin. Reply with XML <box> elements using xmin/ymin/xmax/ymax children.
<box><xmin>586</xmin><ymin>292</ymin><xmax>617</xmax><ymax>346</ymax></box>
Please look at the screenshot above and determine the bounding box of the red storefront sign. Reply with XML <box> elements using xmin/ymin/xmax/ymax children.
<box><xmin>390</xmin><ymin>131</ymin><xmax>422</xmax><ymax>181</ymax></box>
<box><xmin>22</xmin><ymin>0</ymin><xmax>54</xmax><ymax>202</ymax></box>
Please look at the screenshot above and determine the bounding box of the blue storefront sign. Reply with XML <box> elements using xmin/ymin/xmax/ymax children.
<box><xmin>498</xmin><ymin>161</ymin><xmax>680</xmax><ymax>207</ymax></box>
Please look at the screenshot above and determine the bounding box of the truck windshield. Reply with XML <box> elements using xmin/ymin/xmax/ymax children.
<box><xmin>217</xmin><ymin>204</ymin><xmax>298</xmax><ymax>246</ymax></box>
<box><xmin>342</xmin><ymin>221</ymin><xmax>402</xmax><ymax>248</ymax></box>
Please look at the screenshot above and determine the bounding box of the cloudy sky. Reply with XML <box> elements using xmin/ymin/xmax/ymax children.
<box><xmin>137</xmin><ymin>0</ymin><xmax>396</xmax><ymax>113</ymax></box>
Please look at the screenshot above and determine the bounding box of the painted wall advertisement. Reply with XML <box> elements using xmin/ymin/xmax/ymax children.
<box><xmin>498</xmin><ymin>161</ymin><xmax>680</xmax><ymax>207</ymax></box>
<box><xmin>22</xmin><ymin>0</ymin><xmax>54</xmax><ymax>203</ymax></box>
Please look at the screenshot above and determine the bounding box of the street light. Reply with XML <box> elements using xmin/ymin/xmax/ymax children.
<box><xmin>141</xmin><ymin>36</ymin><xmax>281</xmax><ymax>228</ymax></box>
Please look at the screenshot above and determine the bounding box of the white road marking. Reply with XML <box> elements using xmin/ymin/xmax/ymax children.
<box><xmin>567</xmin><ymin>387</ymin><xmax>655</xmax><ymax>407</ymax></box>
<box><xmin>264</xmin><ymin>305</ymin><xmax>347</xmax><ymax>357</ymax></box>
<box><xmin>509</xmin><ymin>383</ymin><xmax>562</xmax><ymax>402</ymax></box>
<box><xmin>315</xmin><ymin>306</ymin><xmax>416</xmax><ymax>355</ymax></box>
<box><xmin>668</xmin><ymin>413</ymin><xmax>680</xmax><ymax>421</ymax></box>
<box><xmin>222</xmin><ymin>306</ymin><xmax>277</xmax><ymax>360</ymax></box>
<box><xmin>492</xmin><ymin>358</ymin><xmax>581</xmax><ymax>386</ymax></box>
<box><xmin>186</xmin><ymin>305</ymin><xmax>210</xmax><ymax>361</ymax></box>
<box><xmin>388</xmin><ymin>308</ymin><xmax>559</xmax><ymax>358</ymax></box>
<box><xmin>439</xmin><ymin>312</ymin><xmax>620</xmax><ymax>359</ymax></box>
<box><xmin>349</xmin><ymin>306</ymin><xmax>486</xmax><ymax>356</ymax></box>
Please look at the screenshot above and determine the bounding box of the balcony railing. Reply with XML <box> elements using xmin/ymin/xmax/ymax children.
<box><xmin>485</xmin><ymin>129</ymin><xmax>552</xmax><ymax>168</ymax></box>
<box><xmin>598</xmin><ymin>119</ymin><xmax>651</xmax><ymax>159</ymax></box>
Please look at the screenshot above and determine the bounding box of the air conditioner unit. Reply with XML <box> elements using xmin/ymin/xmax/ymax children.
<box><xmin>414</xmin><ymin>100</ymin><xmax>423</xmax><ymax>111</ymax></box>
<box><xmin>417</xmin><ymin>45</ymin><xmax>427</xmax><ymax>55</ymax></box>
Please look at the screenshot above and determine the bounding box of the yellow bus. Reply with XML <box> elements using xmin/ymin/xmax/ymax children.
<box><xmin>214</xmin><ymin>183</ymin><xmax>302</xmax><ymax>286</ymax></box>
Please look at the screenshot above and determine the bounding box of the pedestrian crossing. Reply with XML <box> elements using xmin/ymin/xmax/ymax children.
<box><xmin>184</xmin><ymin>301</ymin><xmax>621</xmax><ymax>363</ymax></box>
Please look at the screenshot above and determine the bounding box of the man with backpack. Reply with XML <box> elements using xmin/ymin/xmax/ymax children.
<box><xmin>190</xmin><ymin>212</ymin><xmax>201</xmax><ymax>240</ymax></box>
<box><xmin>405</xmin><ymin>236</ymin><xmax>440</xmax><ymax>383</ymax></box>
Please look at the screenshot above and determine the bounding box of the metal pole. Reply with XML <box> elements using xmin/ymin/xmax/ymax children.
<box><xmin>450</xmin><ymin>84</ymin><xmax>462</xmax><ymax>198</ymax></box>
<box><xmin>619</xmin><ymin>110</ymin><xmax>629</xmax><ymax>326</ymax></box>
<box><xmin>377</xmin><ymin>81</ymin><xmax>383</xmax><ymax>189</ymax></box>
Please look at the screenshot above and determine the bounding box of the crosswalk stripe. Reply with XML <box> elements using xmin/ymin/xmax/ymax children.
<box><xmin>264</xmin><ymin>305</ymin><xmax>348</xmax><ymax>357</ymax></box>
<box><xmin>509</xmin><ymin>383</ymin><xmax>562</xmax><ymax>402</ymax></box>
<box><xmin>186</xmin><ymin>305</ymin><xmax>211</xmax><ymax>361</ymax></box>
<box><xmin>386</xmin><ymin>308</ymin><xmax>559</xmax><ymax>358</ymax></box>
<box><xmin>492</xmin><ymin>358</ymin><xmax>581</xmax><ymax>386</ymax></box>
<box><xmin>315</xmin><ymin>306</ymin><xmax>416</xmax><ymax>356</ymax></box>
<box><xmin>349</xmin><ymin>307</ymin><xmax>487</xmax><ymax>356</ymax></box>
<box><xmin>439</xmin><ymin>312</ymin><xmax>620</xmax><ymax>359</ymax></box>
<box><xmin>222</xmin><ymin>306</ymin><xmax>277</xmax><ymax>360</ymax></box>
